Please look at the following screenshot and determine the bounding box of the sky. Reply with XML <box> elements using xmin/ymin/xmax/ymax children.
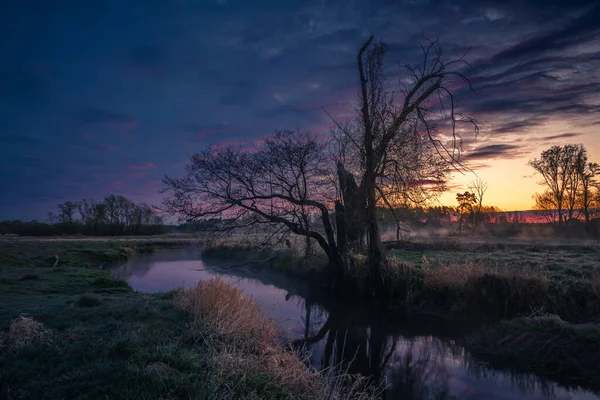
<box><xmin>1</xmin><ymin>0</ymin><xmax>599</xmax><ymax>221</ymax></box>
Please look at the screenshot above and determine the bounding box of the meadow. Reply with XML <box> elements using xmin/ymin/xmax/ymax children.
<box><xmin>0</xmin><ymin>237</ymin><xmax>375</xmax><ymax>400</ymax></box>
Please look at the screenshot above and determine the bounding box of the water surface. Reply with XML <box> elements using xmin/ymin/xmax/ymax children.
<box><xmin>109</xmin><ymin>250</ymin><xmax>600</xmax><ymax>400</ymax></box>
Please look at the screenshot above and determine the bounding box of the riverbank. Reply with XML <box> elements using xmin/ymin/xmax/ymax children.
<box><xmin>0</xmin><ymin>238</ymin><xmax>376</xmax><ymax>399</ymax></box>
<box><xmin>467</xmin><ymin>315</ymin><xmax>600</xmax><ymax>391</ymax></box>
<box><xmin>202</xmin><ymin>241</ymin><xmax>600</xmax><ymax>322</ymax></box>
<box><xmin>201</xmin><ymin>240</ymin><xmax>600</xmax><ymax>391</ymax></box>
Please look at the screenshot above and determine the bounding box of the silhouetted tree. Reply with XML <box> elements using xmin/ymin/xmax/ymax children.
<box><xmin>164</xmin><ymin>35</ymin><xmax>478</xmax><ymax>297</ymax></box>
<box><xmin>2</xmin><ymin>194</ymin><xmax>164</xmax><ymax>237</ymax></box>
<box><xmin>581</xmin><ymin>162</ymin><xmax>600</xmax><ymax>226</ymax></box>
<box><xmin>331</xmin><ymin>35</ymin><xmax>478</xmax><ymax>296</ymax></box>
<box><xmin>58</xmin><ymin>201</ymin><xmax>78</xmax><ymax>227</ymax></box>
<box><xmin>456</xmin><ymin>191</ymin><xmax>477</xmax><ymax>235</ymax></box>
<box><xmin>529</xmin><ymin>144</ymin><xmax>587</xmax><ymax>228</ymax></box>
<box><xmin>468</xmin><ymin>177</ymin><xmax>488</xmax><ymax>232</ymax></box>
<box><xmin>162</xmin><ymin>130</ymin><xmax>346</xmax><ymax>276</ymax></box>
<box><xmin>77</xmin><ymin>199</ymin><xmax>97</xmax><ymax>226</ymax></box>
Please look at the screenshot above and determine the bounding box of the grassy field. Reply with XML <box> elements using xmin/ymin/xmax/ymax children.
<box><xmin>0</xmin><ymin>237</ymin><xmax>375</xmax><ymax>400</ymax></box>
<box><xmin>387</xmin><ymin>239</ymin><xmax>600</xmax><ymax>281</ymax></box>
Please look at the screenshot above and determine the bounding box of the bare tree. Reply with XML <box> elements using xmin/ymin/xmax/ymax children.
<box><xmin>47</xmin><ymin>212</ymin><xmax>57</xmax><ymax>224</ymax></box>
<box><xmin>330</xmin><ymin>35</ymin><xmax>478</xmax><ymax>295</ymax></box>
<box><xmin>164</xmin><ymin>36</ymin><xmax>478</xmax><ymax>298</ymax></box>
<box><xmin>162</xmin><ymin>130</ymin><xmax>346</xmax><ymax>276</ymax></box>
<box><xmin>529</xmin><ymin>144</ymin><xmax>589</xmax><ymax>228</ymax></box>
<box><xmin>77</xmin><ymin>199</ymin><xmax>97</xmax><ymax>225</ymax></box>
<box><xmin>58</xmin><ymin>201</ymin><xmax>78</xmax><ymax>227</ymax></box>
<box><xmin>581</xmin><ymin>162</ymin><xmax>600</xmax><ymax>226</ymax></box>
<box><xmin>468</xmin><ymin>177</ymin><xmax>488</xmax><ymax>232</ymax></box>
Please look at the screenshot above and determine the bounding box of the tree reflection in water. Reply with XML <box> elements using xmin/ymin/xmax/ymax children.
<box><xmin>286</xmin><ymin>294</ymin><xmax>585</xmax><ymax>400</ymax></box>
<box><xmin>287</xmin><ymin>296</ymin><xmax>460</xmax><ymax>400</ymax></box>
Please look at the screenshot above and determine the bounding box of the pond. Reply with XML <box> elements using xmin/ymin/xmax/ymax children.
<box><xmin>109</xmin><ymin>249</ymin><xmax>600</xmax><ymax>400</ymax></box>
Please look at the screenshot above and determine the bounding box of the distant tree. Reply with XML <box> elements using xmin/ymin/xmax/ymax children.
<box><xmin>456</xmin><ymin>191</ymin><xmax>477</xmax><ymax>235</ymax></box>
<box><xmin>58</xmin><ymin>201</ymin><xmax>78</xmax><ymax>227</ymax></box>
<box><xmin>92</xmin><ymin>203</ymin><xmax>107</xmax><ymax>229</ymax></box>
<box><xmin>528</xmin><ymin>144</ymin><xmax>588</xmax><ymax>228</ymax></box>
<box><xmin>47</xmin><ymin>212</ymin><xmax>57</xmax><ymax>224</ymax></box>
<box><xmin>424</xmin><ymin>206</ymin><xmax>453</xmax><ymax>227</ymax></box>
<box><xmin>77</xmin><ymin>199</ymin><xmax>97</xmax><ymax>225</ymax></box>
<box><xmin>580</xmin><ymin>162</ymin><xmax>600</xmax><ymax>226</ymax></box>
<box><xmin>468</xmin><ymin>177</ymin><xmax>488</xmax><ymax>232</ymax></box>
<box><xmin>532</xmin><ymin>191</ymin><xmax>559</xmax><ymax>224</ymax></box>
<box><xmin>103</xmin><ymin>194</ymin><xmax>120</xmax><ymax>233</ymax></box>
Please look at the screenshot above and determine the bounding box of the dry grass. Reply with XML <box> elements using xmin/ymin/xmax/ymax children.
<box><xmin>422</xmin><ymin>258</ymin><xmax>548</xmax><ymax>290</ymax></box>
<box><xmin>6</xmin><ymin>316</ymin><xmax>52</xmax><ymax>347</ymax></box>
<box><xmin>175</xmin><ymin>278</ymin><xmax>276</xmax><ymax>345</ymax></box>
<box><xmin>422</xmin><ymin>259</ymin><xmax>486</xmax><ymax>289</ymax></box>
<box><xmin>175</xmin><ymin>278</ymin><xmax>378</xmax><ymax>400</ymax></box>
<box><xmin>421</xmin><ymin>259</ymin><xmax>552</xmax><ymax>316</ymax></box>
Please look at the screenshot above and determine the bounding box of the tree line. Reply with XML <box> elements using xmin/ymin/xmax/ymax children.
<box><xmin>529</xmin><ymin>144</ymin><xmax>600</xmax><ymax>232</ymax></box>
<box><xmin>0</xmin><ymin>194</ymin><xmax>165</xmax><ymax>236</ymax></box>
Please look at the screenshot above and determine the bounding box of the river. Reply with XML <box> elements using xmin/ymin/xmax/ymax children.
<box><xmin>108</xmin><ymin>249</ymin><xmax>600</xmax><ymax>400</ymax></box>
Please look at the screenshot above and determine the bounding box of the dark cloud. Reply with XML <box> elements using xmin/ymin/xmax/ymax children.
<box><xmin>540</xmin><ymin>132</ymin><xmax>583</xmax><ymax>141</ymax></box>
<box><xmin>464</xmin><ymin>144</ymin><xmax>523</xmax><ymax>161</ymax></box>
<box><xmin>484</xmin><ymin>5</ymin><xmax>600</xmax><ymax>66</ymax></box>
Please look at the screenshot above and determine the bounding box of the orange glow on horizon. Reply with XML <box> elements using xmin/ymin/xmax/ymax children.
<box><xmin>436</xmin><ymin>121</ymin><xmax>600</xmax><ymax>212</ymax></box>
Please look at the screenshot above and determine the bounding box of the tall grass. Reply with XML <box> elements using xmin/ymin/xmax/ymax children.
<box><xmin>175</xmin><ymin>278</ymin><xmax>379</xmax><ymax>400</ymax></box>
<box><xmin>5</xmin><ymin>316</ymin><xmax>52</xmax><ymax>347</ymax></box>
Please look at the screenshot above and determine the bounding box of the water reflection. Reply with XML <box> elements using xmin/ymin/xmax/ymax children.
<box><xmin>287</xmin><ymin>298</ymin><xmax>599</xmax><ymax>400</ymax></box>
<box><xmin>109</xmin><ymin>250</ymin><xmax>600</xmax><ymax>400</ymax></box>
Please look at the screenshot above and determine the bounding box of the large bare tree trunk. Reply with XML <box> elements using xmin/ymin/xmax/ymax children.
<box><xmin>358</xmin><ymin>37</ymin><xmax>385</xmax><ymax>298</ymax></box>
<box><xmin>337</xmin><ymin>163</ymin><xmax>367</xmax><ymax>251</ymax></box>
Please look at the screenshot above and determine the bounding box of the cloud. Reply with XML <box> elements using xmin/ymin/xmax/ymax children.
<box><xmin>463</xmin><ymin>144</ymin><xmax>523</xmax><ymax>161</ymax></box>
<box><xmin>539</xmin><ymin>132</ymin><xmax>583</xmax><ymax>141</ymax></box>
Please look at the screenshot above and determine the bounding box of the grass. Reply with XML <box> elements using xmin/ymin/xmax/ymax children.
<box><xmin>0</xmin><ymin>237</ymin><xmax>378</xmax><ymax>400</ymax></box>
<box><xmin>75</xmin><ymin>294</ymin><xmax>102</xmax><ymax>307</ymax></box>
<box><xmin>202</xmin><ymin>240</ymin><xmax>600</xmax><ymax>322</ymax></box>
<box><xmin>204</xmin><ymin>241</ymin><xmax>600</xmax><ymax>322</ymax></box>
<box><xmin>467</xmin><ymin>315</ymin><xmax>600</xmax><ymax>390</ymax></box>
<box><xmin>386</xmin><ymin>239</ymin><xmax>600</xmax><ymax>281</ymax></box>
<box><xmin>176</xmin><ymin>278</ymin><xmax>377</xmax><ymax>399</ymax></box>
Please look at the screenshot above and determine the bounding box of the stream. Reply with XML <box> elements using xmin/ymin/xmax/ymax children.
<box><xmin>108</xmin><ymin>249</ymin><xmax>600</xmax><ymax>400</ymax></box>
